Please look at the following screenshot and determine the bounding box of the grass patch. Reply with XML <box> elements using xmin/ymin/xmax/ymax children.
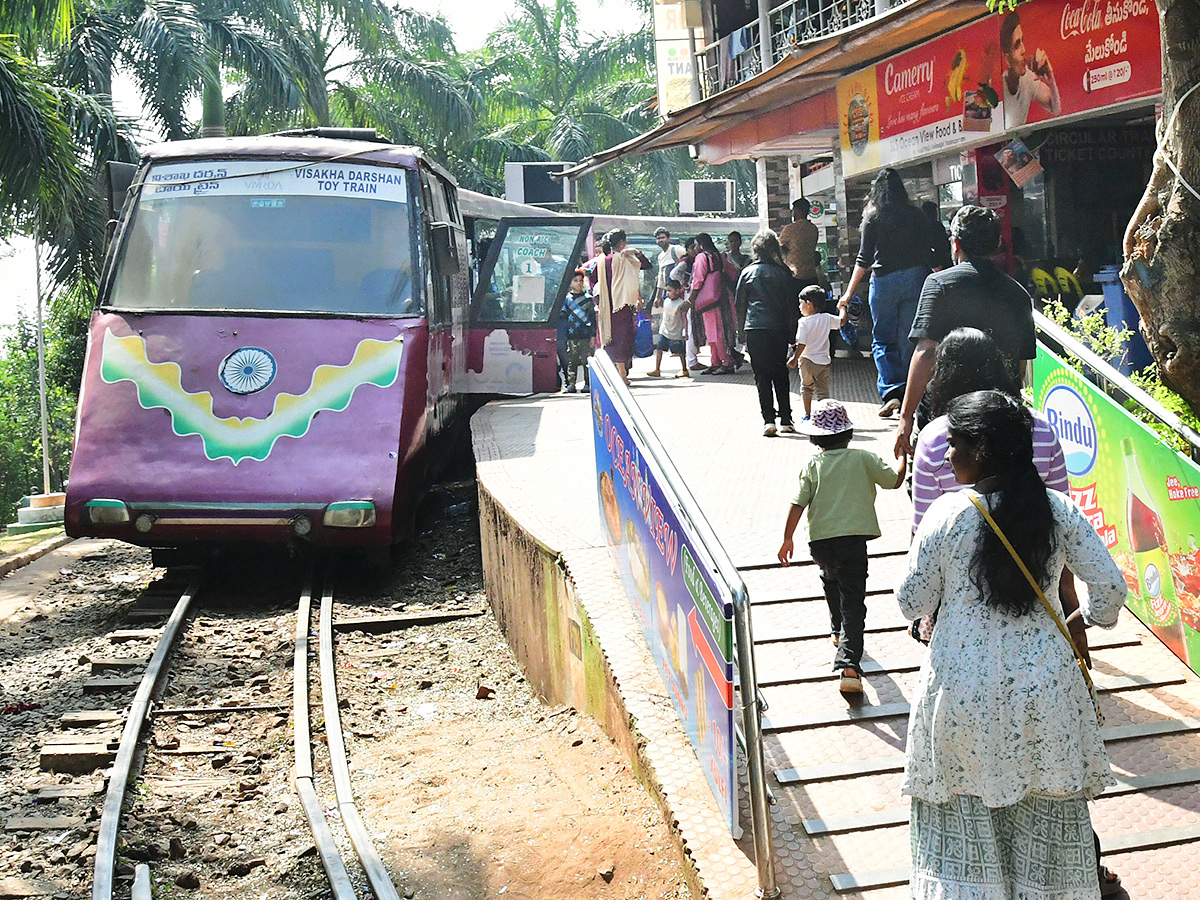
<box><xmin>0</xmin><ymin>524</ymin><xmax>66</xmax><ymax>557</ymax></box>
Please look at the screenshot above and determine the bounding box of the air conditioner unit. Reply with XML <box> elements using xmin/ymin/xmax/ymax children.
<box><xmin>504</xmin><ymin>162</ymin><xmax>575</xmax><ymax>205</ymax></box>
<box><xmin>679</xmin><ymin>179</ymin><xmax>735</xmax><ymax>215</ymax></box>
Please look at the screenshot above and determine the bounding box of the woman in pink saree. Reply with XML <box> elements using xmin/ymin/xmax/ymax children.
<box><xmin>689</xmin><ymin>232</ymin><xmax>734</xmax><ymax>374</ymax></box>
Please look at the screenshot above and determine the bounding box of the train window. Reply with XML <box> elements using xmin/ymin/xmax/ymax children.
<box><xmin>472</xmin><ymin>217</ymin><xmax>592</xmax><ymax>327</ymax></box>
<box><xmin>420</xmin><ymin>169</ymin><xmax>453</xmax><ymax>326</ymax></box>
<box><xmin>106</xmin><ymin>160</ymin><xmax>424</xmax><ymax>317</ymax></box>
<box><xmin>440</xmin><ymin>181</ymin><xmax>460</xmax><ymax>225</ymax></box>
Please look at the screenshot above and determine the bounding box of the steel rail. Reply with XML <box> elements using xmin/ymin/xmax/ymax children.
<box><xmin>92</xmin><ymin>577</ymin><xmax>202</xmax><ymax>900</ymax></box>
<box><xmin>592</xmin><ymin>349</ymin><xmax>780</xmax><ymax>899</ymax></box>
<box><xmin>293</xmin><ymin>570</ymin><xmax>356</xmax><ymax>900</ymax></box>
<box><xmin>318</xmin><ymin>580</ymin><xmax>402</xmax><ymax>900</ymax></box>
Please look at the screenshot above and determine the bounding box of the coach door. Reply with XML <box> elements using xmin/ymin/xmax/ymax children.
<box><xmin>465</xmin><ymin>216</ymin><xmax>592</xmax><ymax>395</ymax></box>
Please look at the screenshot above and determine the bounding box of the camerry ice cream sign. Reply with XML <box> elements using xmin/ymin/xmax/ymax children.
<box><xmin>838</xmin><ymin>0</ymin><xmax>1160</xmax><ymax>176</ymax></box>
<box><xmin>838</xmin><ymin>17</ymin><xmax>1004</xmax><ymax>177</ymax></box>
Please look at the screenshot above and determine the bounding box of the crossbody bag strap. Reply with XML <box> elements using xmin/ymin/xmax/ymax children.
<box><xmin>966</xmin><ymin>491</ymin><xmax>1097</xmax><ymax>700</ymax></box>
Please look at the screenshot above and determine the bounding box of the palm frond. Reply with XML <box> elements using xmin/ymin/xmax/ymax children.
<box><xmin>372</xmin><ymin>55</ymin><xmax>476</xmax><ymax>136</ymax></box>
<box><xmin>58</xmin><ymin>9</ymin><xmax>125</xmax><ymax>96</ymax></box>
<box><xmin>127</xmin><ymin>0</ymin><xmax>209</xmax><ymax>138</ymax></box>
<box><xmin>0</xmin><ymin>37</ymin><xmax>82</xmax><ymax>224</ymax></box>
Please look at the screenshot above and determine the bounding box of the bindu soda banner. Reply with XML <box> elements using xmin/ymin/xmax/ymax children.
<box><xmin>590</xmin><ymin>364</ymin><xmax>738</xmax><ymax>832</ymax></box>
<box><xmin>1033</xmin><ymin>346</ymin><xmax>1200</xmax><ymax>672</ymax></box>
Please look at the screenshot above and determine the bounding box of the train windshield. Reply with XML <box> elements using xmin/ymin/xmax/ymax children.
<box><xmin>107</xmin><ymin>160</ymin><xmax>421</xmax><ymax>316</ymax></box>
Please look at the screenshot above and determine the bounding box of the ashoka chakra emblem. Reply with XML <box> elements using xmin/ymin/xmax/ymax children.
<box><xmin>219</xmin><ymin>347</ymin><xmax>276</xmax><ymax>394</ymax></box>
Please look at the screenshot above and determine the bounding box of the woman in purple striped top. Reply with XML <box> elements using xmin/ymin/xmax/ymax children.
<box><xmin>911</xmin><ymin>328</ymin><xmax>1068</xmax><ymax>533</ymax></box>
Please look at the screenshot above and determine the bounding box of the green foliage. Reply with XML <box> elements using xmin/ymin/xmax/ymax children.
<box><xmin>1128</xmin><ymin>370</ymin><xmax>1200</xmax><ymax>454</ymax></box>
<box><xmin>0</xmin><ymin>310</ymin><xmax>84</xmax><ymax>522</ymax></box>
<box><xmin>1042</xmin><ymin>299</ymin><xmax>1130</xmax><ymax>363</ymax></box>
<box><xmin>1043</xmin><ymin>300</ymin><xmax>1200</xmax><ymax>453</ymax></box>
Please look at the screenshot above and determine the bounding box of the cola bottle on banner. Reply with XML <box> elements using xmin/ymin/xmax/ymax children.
<box><xmin>1124</xmin><ymin>438</ymin><xmax>1188</xmax><ymax>663</ymax></box>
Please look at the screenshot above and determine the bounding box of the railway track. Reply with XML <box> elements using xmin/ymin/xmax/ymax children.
<box><xmin>84</xmin><ymin>563</ymin><xmax>416</xmax><ymax>900</ymax></box>
<box><xmin>1</xmin><ymin>496</ymin><xmax>688</xmax><ymax>900</ymax></box>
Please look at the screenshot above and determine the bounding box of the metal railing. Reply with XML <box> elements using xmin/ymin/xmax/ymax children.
<box><xmin>768</xmin><ymin>0</ymin><xmax>878</xmax><ymax>53</ymax></box>
<box><xmin>697</xmin><ymin>21</ymin><xmax>762</xmax><ymax>99</ymax></box>
<box><xmin>591</xmin><ymin>349</ymin><xmax>780</xmax><ymax>899</ymax></box>
<box><xmin>695</xmin><ymin>0</ymin><xmax>909</xmax><ymax>99</ymax></box>
<box><xmin>1035</xmin><ymin>310</ymin><xmax>1200</xmax><ymax>463</ymax></box>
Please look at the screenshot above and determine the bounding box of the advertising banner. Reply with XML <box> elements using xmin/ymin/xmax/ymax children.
<box><xmin>590</xmin><ymin>367</ymin><xmax>738</xmax><ymax>831</ymax></box>
<box><xmin>1001</xmin><ymin>0</ymin><xmax>1161</xmax><ymax>129</ymax></box>
<box><xmin>838</xmin><ymin>17</ymin><xmax>1004</xmax><ymax>177</ymax></box>
<box><xmin>838</xmin><ymin>0</ymin><xmax>1162</xmax><ymax>175</ymax></box>
<box><xmin>1032</xmin><ymin>346</ymin><xmax>1200</xmax><ymax>674</ymax></box>
<box><xmin>654</xmin><ymin>0</ymin><xmax>702</xmax><ymax>116</ymax></box>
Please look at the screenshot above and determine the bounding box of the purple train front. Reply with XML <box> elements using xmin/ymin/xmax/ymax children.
<box><xmin>66</xmin><ymin>137</ymin><xmax>467</xmax><ymax>552</ymax></box>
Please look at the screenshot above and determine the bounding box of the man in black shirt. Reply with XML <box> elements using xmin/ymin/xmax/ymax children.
<box><xmin>894</xmin><ymin>205</ymin><xmax>1036</xmax><ymax>456</ymax></box>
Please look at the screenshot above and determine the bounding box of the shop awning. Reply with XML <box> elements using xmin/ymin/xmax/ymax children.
<box><xmin>560</xmin><ymin>0</ymin><xmax>990</xmax><ymax>179</ymax></box>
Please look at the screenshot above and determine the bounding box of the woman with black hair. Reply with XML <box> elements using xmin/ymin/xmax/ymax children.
<box><xmin>838</xmin><ymin>168</ymin><xmax>944</xmax><ymax>416</ymax></box>
<box><xmin>688</xmin><ymin>232</ymin><xmax>735</xmax><ymax>374</ymax></box>
<box><xmin>910</xmin><ymin>327</ymin><xmax>1067</xmax><ymax>532</ymax></box>
<box><xmin>735</xmin><ymin>229</ymin><xmax>803</xmax><ymax>435</ymax></box>
<box><xmin>899</xmin><ymin>390</ymin><xmax>1126</xmax><ymax>900</ymax></box>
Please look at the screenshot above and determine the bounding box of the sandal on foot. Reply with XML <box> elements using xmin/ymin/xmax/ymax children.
<box><xmin>838</xmin><ymin>668</ymin><xmax>862</xmax><ymax>693</ymax></box>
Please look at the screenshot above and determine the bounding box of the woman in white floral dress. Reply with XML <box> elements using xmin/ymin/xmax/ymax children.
<box><xmin>898</xmin><ymin>391</ymin><xmax>1127</xmax><ymax>900</ymax></box>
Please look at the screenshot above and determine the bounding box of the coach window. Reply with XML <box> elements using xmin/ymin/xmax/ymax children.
<box><xmin>471</xmin><ymin>217</ymin><xmax>592</xmax><ymax>327</ymax></box>
<box><xmin>420</xmin><ymin>169</ymin><xmax>453</xmax><ymax>326</ymax></box>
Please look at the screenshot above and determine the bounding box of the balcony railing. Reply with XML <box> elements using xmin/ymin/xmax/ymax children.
<box><xmin>695</xmin><ymin>0</ymin><xmax>900</xmax><ymax>99</ymax></box>
<box><xmin>697</xmin><ymin>20</ymin><xmax>762</xmax><ymax>99</ymax></box>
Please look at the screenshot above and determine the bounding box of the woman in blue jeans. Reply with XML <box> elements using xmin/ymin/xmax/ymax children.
<box><xmin>839</xmin><ymin>169</ymin><xmax>948</xmax><ymax>417</ymax></box>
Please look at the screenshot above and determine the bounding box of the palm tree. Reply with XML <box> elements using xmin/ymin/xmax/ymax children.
<box><xmin>468</xmin><ymin>0</ymin><xmax>658</xmax><ymax>211</ymax></box>
<box><xmin>463</xmin><ymin>0</ymin><xmax>753</xmax><ymax>216</ymax></box>
<box><xmin>58</xmin><ymin>0</ymin><xmax>323</xmax><ymax>140</ymax></box>
<box><xmin>1</xmin><ymin>0</ymin><xmax>137</xmax><ymax>301</ymax></box>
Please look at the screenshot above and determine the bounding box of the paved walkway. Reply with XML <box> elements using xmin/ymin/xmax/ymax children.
<box><xmin>473</xmin><ymin>351</ymin><xmax>1200</xmax><ymax>900</ymax></box>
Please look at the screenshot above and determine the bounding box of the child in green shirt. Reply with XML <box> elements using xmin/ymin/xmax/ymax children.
<box><xmin>777</xmin><ymin>399</ymin><xmax>906</xmax><ymax>693</ymax></box>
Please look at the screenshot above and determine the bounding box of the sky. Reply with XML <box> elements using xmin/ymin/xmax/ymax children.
<box><xmin>0</xmin><ymin>0</ymin><xmax>643</xmax><ymax>331</ymax></box>
<box><xmin>407</xmin><ymin>0</ymin><xmax>640</xmax><ymax>51</ymax></box>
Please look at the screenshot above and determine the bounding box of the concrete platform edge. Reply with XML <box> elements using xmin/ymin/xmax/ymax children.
<box><xmin>0</xmin><ymin>534</ymin><xmax>73</xmax><ymax>578</ymax></box>
<box><xmin>476</xmin><ymin>479</ymin><xmax>755</xmax><ymax>899</ymax></box>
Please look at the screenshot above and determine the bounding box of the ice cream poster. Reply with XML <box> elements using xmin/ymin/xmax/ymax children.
<box><xmin>590</xmin><ymin>363</ymin><xmax>738</xmax><ymax>832</ymax></box>
<box><xmin>1033</xmin><ymin>345</ymin><xmax>1200</xmax><ymax>674</ymax></box>
<box><xmin>837</xmin><ymin>15</ymin><xmax>1002</xmax><ymax>177</ymax></box>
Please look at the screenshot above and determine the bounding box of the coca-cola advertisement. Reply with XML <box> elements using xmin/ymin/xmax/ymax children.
<box><xmin>838</xmin><ymin>0</ymin><xmax>1162</xmax><ymax>172</ymax></box>
<box><xmin>1001</xmin><ymin>0</ymin><xmax>1161</xmax><ymax>129</ymax></box>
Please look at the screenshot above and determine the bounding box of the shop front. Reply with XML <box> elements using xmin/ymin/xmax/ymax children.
<box><xmin>833</xmin><ymin>0</ymin><xmax>1162</xmax><ymax>310</ymax></box>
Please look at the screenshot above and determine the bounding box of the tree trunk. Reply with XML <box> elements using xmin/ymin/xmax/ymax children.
<box><xmin>201</xmin><ymin>60</ymin><xmax>227</xmax><ymax>138</ymax></box>
<box><xmin>1122</xmin><ymin>0</ymin><xmax>1200</xmax><ymax>411</ymax></box>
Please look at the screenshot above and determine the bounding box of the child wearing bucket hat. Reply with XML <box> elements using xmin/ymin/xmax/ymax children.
<box><xmin>777</xmin><ymin>399</ymin><xmax>907</xmax><ymax>693</ymax></box>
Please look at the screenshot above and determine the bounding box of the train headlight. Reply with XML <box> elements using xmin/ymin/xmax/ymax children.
<box><xmin>84</xmin><ymin>500</ymin><xmax>131</xmax><ymax>525</ymax></box>
<box><xmin>292</xmin><ymin>516</ymin><xmax>312</xmax><ymax>537</ymax></box>
<box><xmin>322</xmin><ymin>501</ymin><xmax>377</xmax><ymax>528</ymax></box>
<box><xmin>134</xmin><ymin>514</ymin><xmax>155</xmax><ymax>534</ymax></box>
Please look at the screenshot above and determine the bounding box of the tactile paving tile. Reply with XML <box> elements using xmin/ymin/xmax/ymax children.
<box><xmin>474</xmin><ymin>351</ymin><xmax>1200</xmax><ymax>900</ymax></box>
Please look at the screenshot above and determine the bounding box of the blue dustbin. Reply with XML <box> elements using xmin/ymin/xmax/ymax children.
<box><xmin>1095</xmin><ymin>265</ymin><xmax>1153</xmax><ymax>374</ymax></box>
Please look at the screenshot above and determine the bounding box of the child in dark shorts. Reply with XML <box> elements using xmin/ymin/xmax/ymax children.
<box><xmin>649</xmin><ymin>279</ymin><xmax>691</xmax><ymax>378</ymax></box>
<box><xmin>777</xmin><ymin>400</ymin><xmax>906</xmax><ymax>694</ymax></box>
